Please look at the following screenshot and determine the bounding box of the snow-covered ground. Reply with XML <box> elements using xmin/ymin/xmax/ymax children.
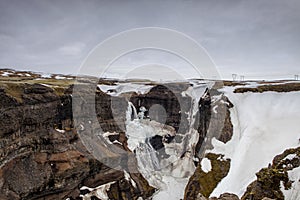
<box><xmin>1</xmin><ymin>71</ymin><xmax>12</xmax><ymax>76</ymax></box>
<box><xmin>282</xmin><ymin>166</ymin><xmax>300</xmax><ymax>200</ymax></box>
<box><xmin>210</xmin><ymin>86</ymin><xmax>300</xmax><ymax>197</ymax></box>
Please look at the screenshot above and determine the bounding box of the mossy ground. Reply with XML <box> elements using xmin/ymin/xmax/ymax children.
<box><xmin>184</xmin><ymin>153</ymin><xmax>231</xmax><ymax>199</ymax></box>
<box><xmin>234</xmin><ymin>82</ymin><xmax>300</xmax><ymax>93</ymax></box>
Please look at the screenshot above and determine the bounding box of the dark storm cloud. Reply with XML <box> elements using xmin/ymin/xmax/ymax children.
<box><xmin>0</xmin><ymin>0</ymin><xmax>299</xmax><ymax>79</ymax></box>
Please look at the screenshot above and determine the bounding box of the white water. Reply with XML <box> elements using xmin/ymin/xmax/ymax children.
<box><xmin>125</xmin><ymin>83</ymin><xmax>208</xmax><ymax>199</ymax></box>
<box><xmin>126</xmin><ymin>102</ymin><xmax>138</xmax><ymax>124</ymax></box>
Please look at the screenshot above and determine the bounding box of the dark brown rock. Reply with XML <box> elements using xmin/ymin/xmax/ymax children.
<box><xmin>0</xmin><ymin>82</ymin><xmax>154</xmax><ymax>200</ymax></box>
<box><xmin>241</xmin><ymin>147</ymin><xmax>300</xmax><ymax>200</ymax></box>
<box><xmin>130</xmin><ymin>83</ymin><xmax>192</xmax><ymax>134</ymax></box>
<box><xmin>217</xmin><ymin>193</ymin><xmax>239</xmax><ymax>200</ymax></box>
<box><xmin>194</xmin><ymin>88</ymin><xmax>211</xmax><ymax>155</ymax></box>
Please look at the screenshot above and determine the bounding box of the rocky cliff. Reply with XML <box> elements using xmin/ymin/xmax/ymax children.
<box><xmin>0</xmin><ymin>70</ymin><xmax>235</xmax><ymax>200</ymax></box>
<box><xmin>0</xmin><ymin>80</ymin><xmax>155</xmax><ymax>200</ymax></box>
<box><xmin>1</xmin><ymin>70</ymin><xmax>299</xmax><ymax>200</ymax></box>
<box><xmin>0</xmin><ymin>71</ymin><xmax>213</xmax><ymax>200</ymax></box>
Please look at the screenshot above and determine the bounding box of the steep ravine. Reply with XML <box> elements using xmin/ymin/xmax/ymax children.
<box><xmin>0</xmin><ymin>79</ymin><xmax>214</xmax><ymax>200</ymax></box>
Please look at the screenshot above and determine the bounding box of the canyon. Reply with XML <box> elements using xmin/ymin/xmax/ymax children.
<box><xmin>0</xmin><ymin>69</ymin><xmax>299</xmax><ymax>200</ymax></box>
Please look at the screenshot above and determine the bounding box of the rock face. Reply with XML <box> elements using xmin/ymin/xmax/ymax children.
<box><xmin>210</xmin><ymin>193</ymin><xmax>240</xmax><ymax>200</ymax></box>
<box><xmin>194</xmin><ymin>88</ymin><xmax>211</xmax><ymax>156</ymax></box>
<box><xmin>0</xmin><ymin>82</ymin><xmax>154</xmax><ymax>200</ymax></box>
<box><xmin>241</xmin><ymin>147</ymin><xmax>300</xmax><ymax>200</ymax></box>
<box><xmin>130</xmin><ymin>83</ymin><xmax>192</xmax><ymax>134</ymax></box>
<box><xmin>0</xmin><ymin>76</ymin><xmax>247</xmax><ymax>200</ymax></box>
<box><xmin>184</xmin><ymin>88</ymin><xmax>235</xmax><ymax>200</ymax></box>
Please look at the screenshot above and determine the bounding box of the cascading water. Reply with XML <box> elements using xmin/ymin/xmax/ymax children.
<box><xmin>126</xmin><ymin>102</ymin><xmax>138</xmax><ymax>124</ymax></box>
<box><xmin>126</xmin><ymin>103</ymin><xmax>161</xmax><ymax>171</ymax></box>
<box><xmin>125</xmin><ymin>83</ymin><xmax>209</xmax><ymax>199</ymax></box>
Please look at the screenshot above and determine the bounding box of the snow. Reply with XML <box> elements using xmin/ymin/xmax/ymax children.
<box><xmin>98</xmin><ymin>83</ymin><xmax>153</xmax><ymax>96</ymax></box>
<box><xmin>102</xmin><ymin>132</ymin><xmax>119</xmax><ymax>137</ymax></box>
<box><xmin>212</xmin><ymin>105</ymin><xmax>218</xmax><ymax>114</ymax></box>
<box><xmin>112</xmin><ymin>140</ymin><xmax>122</xmax><ymax>145</ymax></box>
<box><xmin>210</xmin><ymin>87</ymin><xmax>300</xmax><ymax>197</ymax></box>
<box><xmin>124</xmin><ymin>170</ymin><xmax>137</xmax><ymax>188</ymax></box>
<box><xmin>55</xmin><ymin>75</ymin><xmax>66</xmax><ymax>79</ymax></box>
<box><xmin>80</xmin><ymin>181</ymin><xmax>115</xmax><ymax>200</ymax></box>
<box><xmin>1</xmin><ymin>71</ymin><xmax>11</xmax><ymax>76</ymax></box>
<box><xmin>201</xmin><ymin>157</ymin><xmax>212</xmax><ymax>173</ymax></box>
<box><xmin>124</xmin><ymin>82</ymin><xmax>208</xmax><ymax>200</ymax></box>
<box><xmin>40</xmin><ymin>73</ymin><xmax>52</xmax><ymax>78</ymax></box>
<box><xmin>281</xmin><ymin>166</ymin><xmax>300</xmax><ymax>200</ymax></box>
<box><xmin>55</xmin><ymin>128</ymin><xmax>65</xmax><ymax>133</ymax></box>
<box><xmin>284</xmin><ymin>154</ymin><xmax>297</xmax><ymax>160</ymax></box>
<box><xmin>102</xmin><ymin>132</ymin><xmax>119</xmax><ymax>144</ymax></box>
<box><xmin>40</xmin><ymin>83</ymin><xmax>51</xmax><ymax>87</ymax></box>
<box><xmin>126</xmin><ymin>119</ymin><xmax>176</xmax><ymax>151</ymax></box>
<box><xmin>168</xmin><ymin>151</ymin><xmax>196</xmax><ymax>178</ymax></box>
<box><xmin>152</xmin><ymin>176</ymin><xmax>190</xmax><ymax>200</ymax></box>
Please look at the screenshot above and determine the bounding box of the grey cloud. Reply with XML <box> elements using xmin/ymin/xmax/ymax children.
<box><xmin>0</xmin><ymin>0</ymin><xmax>299</xmax><ymax>79</ymax></box>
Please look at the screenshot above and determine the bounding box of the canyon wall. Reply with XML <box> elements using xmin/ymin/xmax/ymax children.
<box><xmin>0</xmin><ymin>83</ymin><xmax>155</xmax><ymax>200</ymax></box>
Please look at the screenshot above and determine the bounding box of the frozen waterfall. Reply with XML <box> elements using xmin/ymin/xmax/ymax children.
<box><xmin>125</xmin><ymin>84</ymin><xmax>208</xmax><ymax>199</ymax></box>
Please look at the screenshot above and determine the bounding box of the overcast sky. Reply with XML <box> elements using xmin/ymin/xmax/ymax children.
<box><xmin>0</xmin><ymin>0</ymin><xmax>299</xmax><ymax>80</ymax></box>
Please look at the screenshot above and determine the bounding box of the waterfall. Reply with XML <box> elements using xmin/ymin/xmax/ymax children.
<box><xmin>125</xmin><ymin>101</ymin><xmax>162</xmax><ymax>187</ymax></box>
<box><xmin>126</xmin><ymin>102</ymin><xmax>138</xmax><ymax>124</ymax></box>
<box><xmin>124</xmin><ymin>85</ymin><xmax>209</xmax><ymax>198</ymax></box>
<box><xmin>185</xmin><ymin>86</ymin><xmax>207</xmax><ymax>154</ymax></box>
<box><xmin>136</xmin><ymin>141</ymin><xmax>161</xmax><ymax>172</ymax></box>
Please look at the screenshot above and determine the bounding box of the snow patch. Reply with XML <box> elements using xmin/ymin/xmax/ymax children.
<box><xmin>112</xmin><ymin>140</ymin><xmax>122</xmax><ymax>145</ymax></box>
<box><xmin>124</xmin><ymin>170</ymin><xmax>137</xmax><ymax>188</ymax></box>
<box><xmin>152</xmin><ymin>176</ymin><xmax>190</xmax><ymax>200</ymax></box>
<box><xmin>80</xmin><ymin>181</ymin><xmax>115</xmax><ymax>200</ymax></box>
<box><xmin>98</xmin><ymin>83</ymin><xmax>153</xmax><ymax>96</ymax></box>
<box><xmin>201</xmin><ymin>157</ymin><xmax>212</xmax><ymax>173</ymax></box>
<box><xmin>284</xmin><ymin>154</ymin><xmax>297</xmax><ymax>160</ymax></box>
<box><xmin>55</xmin><ymin>75</ymin><xmax>66</xmax><ymax>79</ymax></box>
<box><xmin>212</xmin><ymin>105</ymin><xmax>219</xmax><ymax>114</ymax></box>
<box><xmin>1</xmin><ymin>71</ymin><xmax>11</xmax><ymax>76</ymax></box>
<box><xmin>281</xmin><ymin>166</ymin><xmax>300</xmax><ymax>200</ymax></box>
<box><xmin>40</xmin><ymin>73</ymin><xmax>52</xmax><ymax>78</ymax></box>
<box><xmin>55</xmin><ymin>128</ymin><xmax>65</xmax><ymax>133</ymax></box>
